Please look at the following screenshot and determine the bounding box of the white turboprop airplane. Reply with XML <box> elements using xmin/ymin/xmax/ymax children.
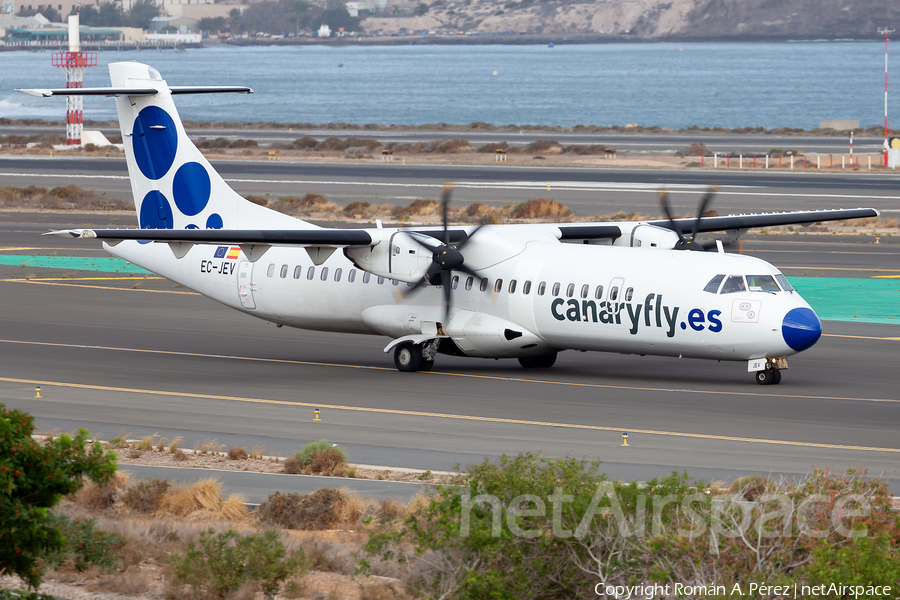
<box><xmin>20</xmin><ymin>62</ymin><xmax>879</xmax><ymax>385</ymax></box>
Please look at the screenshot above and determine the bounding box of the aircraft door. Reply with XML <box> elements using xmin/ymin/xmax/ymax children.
<box><xmin>237</xmin><ymin>260</ymin><xmax>256</xmax><ymax>309</ymax></box>
<box><xmin>389</xmin><ymin>232</ymin><xmax>431</xmax><ymax>278</ymax></box>
<box><xmin>608</xmin><ymin>276</ymin><xmax>625</xmax><ymax>314</ymax></box>
<box><xmin>508</xmin><ymin>259</ymin><xmax>544</xmax><ymax>333</ymax></box>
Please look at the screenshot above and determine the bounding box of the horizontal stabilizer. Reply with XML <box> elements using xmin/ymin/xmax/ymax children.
<box><xmin>46</xmin><ymin>228</ymin><xmax>374</xmax><ymax>247</ymax></box>
<box><xmin>16</xmin><ymin>86</ymin><xmax>252</xmax><ymax>98</ymax></box>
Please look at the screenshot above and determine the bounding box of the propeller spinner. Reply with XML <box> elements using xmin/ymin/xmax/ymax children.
<box><xmin>399</xmin><ymin>184</ymin><xmax>487</xmax><ymax>326</ymax></box>
<box><xmin>658</xmin><ymin>185</ymin><xmax>719</xmax><ymax>251</ymax></box>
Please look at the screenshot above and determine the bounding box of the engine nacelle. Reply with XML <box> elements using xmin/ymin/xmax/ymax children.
<box><xmin>614</xmin><ymin>223</ymin><xmax>682</xmax><ymax>249</ymax></box>
<box><xmin>344</xmin><ymin>230</ymin><xmax>433</xmax><ymax>283</ymax></box>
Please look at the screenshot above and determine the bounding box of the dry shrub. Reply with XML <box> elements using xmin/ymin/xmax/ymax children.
<box><xmin>676</xmin><ymin>142</ymin><xmax>710</xmax><ymax>157</ymax></box>
<box><xmin>377</xmin><ymin>498</ymin><xmax>403</xmax><ymax>523</ymax></box>
<box><xmin>156</xmin><ymin>437</ymin><xmax>169</xmax><ymax>452</ymax></box>
<box><xmin>271</xmin><ymin>193</ymin><xmax>339</xmax><ymax>216</ymax></box>
<box><xmin>244</xmin><ymin>194</ymin><xmax>269</xmax><ymax>206</ymax></box>
<box><xmin>476</xmin><ymin>141</ymin><xmax>509</xmax><ymax>153</ymax></box>
<box><xmin>282</xmin><ymin>455</ymin><xmax>303</xmax><ymax>475</ymax></box>
<box><xmin>138</xmin><ymin>435</ymin><xmax>155</xmax><ymax>451</ymax></box>
<box><xmin>172</xmin><ymin>448</ymin><xmax>188</xmax><ymax>461</ymax></box>
<box><xmin>291</xmin><ymin>136</ymin><xmax>319</xmax><ymax>150</ymax></box>
<box><xmin>89</xmin><ymin>571</ymin><xmax>151</xmax><ymax>596</ymax></box>
<box><xmin>406</xmin><ymin>199</ymin><xmax>440</xmax><ymax>216</ymax></box>
<box><xmin>730</xmin><ymin>474</ymin><xmax>770</xmax><ymax>502</ymax></box>
<box><xmin>227</xmin><ymin>446</ymin><xmax>249</xmax><ymax>460</ymax></box>
<box><xmin>281</xmin><ymin>577</ymin><xmax>308</xmax><ymax>598</ymax></box>
<box><xmin>359</xmin><ymin>581</ymin><xmax>412</xmax><ymax>600</ymax></box>
<box><xmin>563</xmin><ymin>144</ymin><xmax>608</xmax><ymax>155</ymax></box>
<box><xmin>121</xmin><ymin>478</ymin><xmax>170</xmax><ymax>513</ymax></box>
<box><xmin>510</xmin><ymin>198</ymin><xmax>571</xmax><ymax>219</ymax></box>
<box><xmin>257</xmin><ymin>488</ymin><xmax>346</xmax><ymax>530</ymax></box>
<box><xmin>229</xmin><ymin>138</ymin><xmax>258</xmax><ymax>149</ymax></box>
<box><xmin>461</xmin><ymin>202</ymin><xmax>501</xmax><ymax>224</ymax></box>
<box><xmin>601</xmin><ymin>210</ymin><xmax>649</xmax><ymax>222</ymax></box>
<box><xmin>72</xmin><ymin>472</ymin><xmax>129</xmax><ymax>511</ymax></box>
<box><xmin>163</xmin><ymin>477</ymin><xmax>248</xmax><ymax>521</ymax></box>
<box><xmin>345</xmin><ymin>146</ymin><xmax>374</xmax><ymax>158</ymax></box>
<box><xmin>523</xmin><ymin>139</ymin><xmax>563</xmax><ymax>154</ymax></box>
<box><xmin>435</xmin><ymin>138</ymin><xmax>472</xmax><ymax>153</ymax></box>
<box><xmin>249</xmin><ymin>445</ymin><xmax>265</xmax><ymax>459</ymax></box>
<box><xmin>343</xmin><ymin>201</ymin><xmax>372</xmax><ymax>217</ymax></box>
<box><xmin>168</xmin><ymin>437</ymin><xmax>183</xmax><ymax>453</ymax></box>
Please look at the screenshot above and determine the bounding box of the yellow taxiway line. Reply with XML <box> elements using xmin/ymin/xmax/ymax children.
<box><xmin>1</xmin><ymin>372</ymin><xmax>897</xmax><ymax>455</ymax></box>
<box><xmin>822</xmin><ymin>333</ymin><xmax>900</xmax><ymax>341</ymax></box>
<box><xmin>0</xmin><ymin>279</ymin><xmax>197</xmax><ymax>294</ymax></box>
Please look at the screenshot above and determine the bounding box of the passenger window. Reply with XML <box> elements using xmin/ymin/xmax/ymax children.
<box><xmin>746</xmin><ymin>275</ymin><xmax>780</xmax><ymax>292</ymax></box>
<box><xmin>523</xmin><ymin>281</ymin><xmax>532</xmax><ymax>295</ymax></box>
<box><xmin>307</xmin><ymin>266</ymin><xmax>315</xmax><ymax>280</ymax></box>
<box><xmin>720</xmin><ymin>275</ymin><xmax>746</xmax><ymax>294</ymax></box>
<box><xmin>480</xmin><ymin>278</ymin><xmax>489</xmax><ymax>292</ymax></box>
<box><xmin>348</xmin><ymin>269</ymin><xmax>356</xmax><ymax>283</ymax></box>
<box><xmin>566</xmin><ymin>283</ymin><xmax>575</xmax><ymax>298</ymax></box>
<box><xmin>377</xmin><ymin>276</ymin><xmax>385</xmax><ymax>285</ymax></box>
<box><xmin>508</xmin><ymin>280</ymin><xmax>517</xmax><ymax>294</ymax></box>
<box><xmin>538</xmin><ymin>281</ymin><xmax>546</xmax><ymax>296</ymax></box>
<box><xmin>267</xmin><ymin>263</ymin><xmax>275</xmax><ymax>278</ymax></box>
<box><xmin>334</xmin><ymin>268</ymin><xmax>342</xmax><ymax>282</ymax></box>
<box><xmin>551</xmin><ymin>282</ymin><xmax>560</xmax><ymax>296</ymax></box>
<box><xmin>465</xmin><ymin>276</ymin><xmax>473</xmax><ymax>291</ymax></box>
<box><xmin>594</xmin><ymin>285</ymin><xmax>604</xmax><ymax>299</ymax></box>
<box><xmin>624</xmin><ymin>287</ymin><xmax>633</xmax><ymax>301</ymax></box>
<box><xmin>363</xmin><ymin>272</ymin><xmax>371</xmax><ymax>284</ymax></box>
<box><xmin>703</xmin><ymin>274</ymin><xmax>725</xmax><ymax>294</ymax></box>
<box><xmin>775</xmin><ymin>274</ymin><xmax>793</xmax><ymax>292</ymax></box>
<box><xmin>580</xmin><ymin>284</ymin><xmax>589</xmax><ymax>299</ymax></box>
<box><xmin>280</xmin><ymin>265</ymin><xmax>288</xmax><ymax>278</ymax></box>
<box><xmin>610</xmin><ymin>286</ymin><xmax>619</xmax><ymax>301</ymax></box>
<box><xmin>293</xmin><ymin>265</ymin><xmax>302</xmax><ymax>279</ymax></box>
<box><xmin>320</xmin><ymin>267</ymin><xmax>329</xmax><ymax>281</ymax></box>
<box><xmin>494</xmin><ymin>279</ymin><xmax>503</xmax><ymax>293</ymax></box>
<box><xmin>452</xmin><ymin>275</ymin><xmax>459</xmax><ymax>290</ymax></box>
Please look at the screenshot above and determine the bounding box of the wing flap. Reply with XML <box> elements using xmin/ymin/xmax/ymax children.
<box><xmin>46</xmin><ymin>228</ymin><xmax>374</xmax><ymax>247</ymax></box>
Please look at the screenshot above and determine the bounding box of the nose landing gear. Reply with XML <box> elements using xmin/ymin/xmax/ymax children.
<box><xmin>755</xmin><ymin>368</ymin><xmax>782</xmax><ymax>385</ymax></box>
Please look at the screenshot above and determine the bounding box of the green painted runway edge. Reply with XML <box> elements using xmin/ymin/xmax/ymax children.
<box><xmin>0</xmin><ymin>255</ymin><xmax>152</xmax><ymax>274</ymax></box>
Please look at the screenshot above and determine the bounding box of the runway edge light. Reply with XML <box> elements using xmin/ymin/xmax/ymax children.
<box><xmin>35</xmin><ymin>386</ymin><xmax>41</xmax><ymax>398</ymax></box>
<box><xmin>622</xmin><ymin>432</ymin><xmax>628</xmax><ymax>447</ymax></box>
<box><xmin>314</xmin><ymin>408</ymin><xmax>321</xmax><ymax>421</ymax></box>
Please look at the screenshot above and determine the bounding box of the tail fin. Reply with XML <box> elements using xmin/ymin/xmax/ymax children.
<box><xmin>108</xmin><ymin>62</ymin><xmax>310</xmax><ymax>231</ymax></box>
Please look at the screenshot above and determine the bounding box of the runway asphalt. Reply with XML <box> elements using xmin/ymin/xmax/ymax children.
<box><xmin>4</xmin><ymin>125</ymin><xmax>889</xmax><ymax>154</ymax></box>
<box><xmin>1</xmin><ymin>211</ymin><xmax>899</xmax><ymax>498</ymax></box>
<box><xmin>2</xmin><ymin>155</ymin><xmax>899</xmax><ymax>219</ymax></box>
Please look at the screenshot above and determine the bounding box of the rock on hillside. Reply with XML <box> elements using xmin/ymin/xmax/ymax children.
<box><xmin>361</xmin><ymin>0</ymin><xmax>899</xmax><ymax>40</ymax></box>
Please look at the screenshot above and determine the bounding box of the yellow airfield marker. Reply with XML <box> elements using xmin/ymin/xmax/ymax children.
<box><xmin>35</xmin><ymin>386</ymin><xmax>41</xmax><ymax>398</ymax></box>
<box><xmin>314</xmin><ymin>408</ymin><xmax>321</xmax><ymax>421</ymax></box>
<box><xmin>622</xmin><ymin>432</ymin><xmax>628</xmax><ymax>447</ymax></box>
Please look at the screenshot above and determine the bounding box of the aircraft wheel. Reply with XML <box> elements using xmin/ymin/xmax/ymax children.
<box><xmin>771</xmin><ymin>369</ymin><xmax>782</xmax><ymax>385</ymax></box>
<box><xmin>394</xmin><ymin>342</ymin><xmax>423</xmax><ymax>372</ymax></box>
<box><xmin>755</xmin><ymin>370</ymin><xmax>774</xmax><ymax>385</ymax></box>
<box><xmin>420</xmin><ymin>359</ymin><xmax>435</xmax><ymax>372</ymax></box>
<box><xmin>540</xmin><ymin>353</ymin><xmax>558</xmax><ymax>368</ymax></box>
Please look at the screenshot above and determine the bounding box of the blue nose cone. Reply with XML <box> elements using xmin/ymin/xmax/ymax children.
<box><xmin>782</xmin><ymin>307</ymin><xmax>822</xmax><ymax>352</ymax></box>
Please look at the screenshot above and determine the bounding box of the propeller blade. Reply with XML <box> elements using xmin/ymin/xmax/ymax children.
<box><xmin>441</xmin><ymin>182</ymin><xmax>453</xmax><ymax>245</ymax></box>
<box><xmin>442</xmin><ymin>271</ymin><xmax>453</xmax><ymax>327</ymax></box>
<box><xmin>456</xmin><ymin>264</ymin><xmax>480</xmax><ymax>280</ymax></box>
<box><xmin>407</xmin><ymin>231</ymin><xmax>444</xmax><ymax>252</ymax></box>
<box><xmin>456</xmin><ymin>223</ymin><xmax>486</xmax><ymax>251</ymax></box>
<box><xmin>658</xmin><ymin>189</ymin><xmax>685</xmax><ymax>243</ymax></box>
<box><xmin>690</xmin><ymin>185</ymin><xmax>718</xmax><ymax>241</ymax></box>
<box><xmin>396</xmin><ymin>274</ymin><xmax>429</xmax><ymax>300</ymax></box>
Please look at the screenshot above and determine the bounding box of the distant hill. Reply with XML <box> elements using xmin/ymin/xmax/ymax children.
<box><xmin>361</xmin><ymin>0</ymin><xmax>899</xmax><ymax>41</ymax></box>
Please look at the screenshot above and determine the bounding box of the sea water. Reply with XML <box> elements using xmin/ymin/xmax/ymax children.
<box><xmin>0</xmin><ymin>42</ymin><xmax>897</xmax><ymax>128</ymax></box>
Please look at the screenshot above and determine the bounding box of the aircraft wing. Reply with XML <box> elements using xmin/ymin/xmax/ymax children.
<box><xmin>650</xmin><ymin>207</ymin><xmax>880</xmax><ymax>233</ymax></box>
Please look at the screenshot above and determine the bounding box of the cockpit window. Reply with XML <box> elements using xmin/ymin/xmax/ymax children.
<box><xmin>719</xmin><ymin>275</ymin><xmax>746</xmax><ymax>294</ymax></box>
<box><xmin>775</xmin><ymin>274</ymin><xmax>794</xmax><ymax>292</ymax></box>
<box><xmin>746</xmin><ymin>275</ymin><xmax>780</xmax><ymax>292</ymax></box>
<box><xmin>703</xmin><ymin>274</ymin><xmax>725</xmax><ymax>294</ymax></box>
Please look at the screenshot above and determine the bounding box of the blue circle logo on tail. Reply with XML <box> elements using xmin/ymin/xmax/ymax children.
<box><xmin>172</xmin><ymin>161</ymin><xmax>211</xmax><ymax>216</ymax></box>
<box><xmin>782</xmin><ymin>307</ymin><xmax>822</xmax><ymax>352</ymax></box>
<box><xmin>131</xmin><ymin>106</ymin><xmax>178</xmax><ymax>181</ymax></box>
<box><xmin>139</xmin><ymin>190</ymin><xmax>174</xmax><ymax>229</ymax></box>
<box><xmin>206</xmin><ymin>213</ymin><xmax>223</xmax><ymax>229</ymax></box>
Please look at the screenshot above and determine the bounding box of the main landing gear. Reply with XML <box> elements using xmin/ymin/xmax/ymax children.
<box><xmin>755</xmin><ymin>368</ymin><xmax>782</xmax><ymax>385</ymax></box>
<box><xmin>393</xmin><ymin>340</ymin><xmax>437</xmax><ymax>372</ymax></box>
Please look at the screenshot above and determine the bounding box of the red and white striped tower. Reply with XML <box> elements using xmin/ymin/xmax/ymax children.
<box><xmin>51</xmin><ymin>9</ymin><xmax>97</xmax><ymax>145</ymax></box>
<box><xmin>878</xmin><ymin>28</ymin><xmax>894</xmax><ymax>166</ymax></box>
